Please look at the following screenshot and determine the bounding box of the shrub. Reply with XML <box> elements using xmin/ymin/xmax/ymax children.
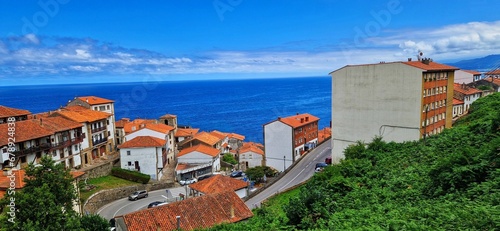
<box><xmin>111</xmin><ymin>167</ymin><xmax>150</xmax><ymax>184</ymax></box>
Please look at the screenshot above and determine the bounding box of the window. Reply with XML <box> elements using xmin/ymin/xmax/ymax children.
<box><xmin>108</xmin><ymin>131</ymin><xmax>111</xmax><ymax>136</ymax></box>
<box><xmin>107</xmin><ymin>119</ymin><xmax>109</xmax><ymax>125</ymax></box>
<box><xmin>444</xmin><ymin>86</ymin><xmax>447</xmax><ymax>93</ymax></box>
<box><xmin>423</xmin><ymin>90</ymin><xmax>426</xmax><ymax>97</ymax></box>
<box><xmin>128</xmin><ymin>161</ymin><xmax>132</xmax><ymax>166</ymax></box>
<box><xmin>127</xmin><ymin>151</ymin><xmax>131</xmax><ymax>155</ymax></box>
<box><xmin>74</xmin><ymin>145</ymin><xmax>78</xmax><ymax>151</ymax></box>
<box><xmin>99</xmin><ymin>106</ymin><xmax>106</xmax><ymax>111</ymax></box>
<box><xmin>107</xmin><ymin>105</ymin><xmax>110</xmax><ymax>110</ymax></box>
<box><xmin>93</xmin><ymin>107</ymin><xmax>97</xmax><ymax>110</ymax></box>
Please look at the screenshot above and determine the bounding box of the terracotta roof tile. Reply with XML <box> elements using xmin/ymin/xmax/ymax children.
<box><xmin>462</xmin><ymin>70</ymin><xmax>482</xmax><ymax>75</ymax></box>
<box><xmin>176</xmin><ymin>163</ymin><xmax>198</xmax><ymax>171</ymax></box>
<box><xmin>159</xmin><ymin>114</ymin><xmax>177</xmax><ymax>118</ymax></box>
<box><xmin>277</xmin><ymin>113</ymin><xmax>320</xmax><ymax>128</ymax></box>
<box><xmin>119</xmin><ymin>191</ymin><xmax>252</xmax><ymax>231</ymax></box>
<box><xmin>115</xmin><ymin>118</ymin><xmax>129</xmax><ymax>128</ymax></box>
<box><xmin>175</xmin><ymin>128</ymin><xmax>199</xmax><ymax>137</ymax></box>
<box><xmin>453</xmin><ymin>98</ymin><xmax>464</xmax><ymax>105</ymax></box>
<box><xmin>239</xmin><ymin>143</ymin><xmax>264</xmax><ymax>155</ymax></box>
<box><xmin>178</xmin><ymin>144</ymin><xmax>220</xmax><ymax>157</ymax></box>
<box><xmin>0</xmin><ymin>169</ymin><xmax>26</xmax><ymax>189</ymax></box>
<box><xmin>193</xmin><ymin>132</ymin><xmax>223</xmax><ymax>146</ymax></box>
<box><xmin>242</xmin><ymin>142</ymin><xmax>264</xmax><ymax>149</ymax></box>
<box><xmin>483</xmin><ymin>77</ymin><xmax>500</xmax><ymax>86</ymax></box>
<box><xmin>119</xmin><ymin>136</ymin><xmax>166</xmax><ymax>149</ymax></box>
<box><xmin>227</xmin><ymin>133</ymin><xmax>245</xmax><ymax>141</ymax></box>
<box><xmin>0</xmin><ymin>106</ymin><xmax>31</xmax><ymax>118</ymax></box>
<box><xmin>55</xmin><ymin>106</ymin><xmax>111</xmax><ymax>123</ymax></box>
<box><xmin>38</xmin><ymin>115</ymin><xmax>82</xmax><ymax>132</ymax></box>
<box><xmin>189</xmin><ymin>175</ymin><xmax>248</xmax><ymax>194</ymax></box>
<box><xmin>70</xmin><ymin>171</ymin><xmax>86</xmax><ymax>178</ymax></box>
<box><xmin>402</xmin><ymin>61</ymin><xmax>459</xmax><ymax>71</ymax></box>
<box><xmin>123</xmin><ymin>119</ymin><xmax>158</xmax><ymax>134</ymax></box>
<box><xmin>209</xmin><ymin>130</ymin><xmax>227</xmax><ymax>140</ymax></box>
<box><xmin>0</xmin><ymin>120</ymin><xmax>53</xmax><ymax>146</ymax></box>
<box><xmin>454</xmin><ymin>83</ymin><xmax>482</xmax><ymax>95</ymax></box>
<box><xmin>77</xmin><ymin>96</ymin><xmax>114</xmax><ymax>105</ymax></box>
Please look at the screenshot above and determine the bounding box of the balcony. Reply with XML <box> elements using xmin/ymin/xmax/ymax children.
<box><xmin>51</xmin><ymin>134</ymin><xmax>86</xmax><ymax>150</ymax></box>
<box><xmin>93</xmin><ymin>137</ymin><xmax>108</xmax><ymax>146</ymax></box>
<box><xmin>91</xmin><ymin>126</ymin><xmax>106</xmax><ymax>133</ymax></box>
<box><xmin>11</xmin><ymin>143</ymin><xmax>51</xmax><ymax>158</ymax></box>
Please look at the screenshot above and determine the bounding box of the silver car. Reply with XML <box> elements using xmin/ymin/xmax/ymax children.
<box><xmin>128</xmin><ymin>190</ymin><xmax>148</xmax><ymax>201</ymax></box>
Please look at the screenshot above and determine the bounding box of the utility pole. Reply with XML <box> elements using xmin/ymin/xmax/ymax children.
<box><xmin>424</xmin><ymin>105</ymin><xmax>429</xmax><ymax>145</ymax></box>
<box><xmin>283</xmin><ymin>155</ymin><xmax>286</xmax><ymax>171</ymax></box>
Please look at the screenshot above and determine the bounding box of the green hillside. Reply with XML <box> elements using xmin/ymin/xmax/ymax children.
<box><xmin>209</xmin><ymin>93</ymin><xmax>500</xmax><ymax>230</ymax></box>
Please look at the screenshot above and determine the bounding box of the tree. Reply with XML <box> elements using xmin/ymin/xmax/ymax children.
<box><xmin>2</xmin><ymin>155</ymin><xmax>82</xmax><ymax>231</ymax></box>
<box><xmin>245</xmin><ymin>166</ymin><xmax>277</xmax><ymax>183</ymax></box>
<box><xmin>80</xmin><ymin>214</ymin><xmax>110</xmax><ymax>231</ymax></box>
<box><xmin>222</xmin><ymin>154</ymin><xmax>238</xmax><ymax>165</ymax></box>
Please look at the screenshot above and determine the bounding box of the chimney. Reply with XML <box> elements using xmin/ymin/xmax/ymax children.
<box><xmin>305</xmin><ymin>116</ymin><xmax>309</xmax><ymax>122</ymax></box>
<box><xmin>296</xmin><ymin>112</ymin><xmax>299</xmax><ymax>115</ymax></box>
<box><xmin>40</xmin><ymin>118</ymin><xmax>43</xmax><ymax>125</ymax></box>
<box><xmin>408</xmin><ymin>58</ymin><xmax>412</xmax><ymax>61</ymax></box>
<box><xmin>230</xmin><ymin>205</ymin><xmax>235</xmax><ymax>219</ymax></box>
<box><xmin>300</xmin><ymin>118</ymin><xmax>304</xmax><ymax>123</ymax></box>
<box><xmin>85</xmin><ymin>98</ymin><xmax>88</xmax><ymax>103</ymax></box>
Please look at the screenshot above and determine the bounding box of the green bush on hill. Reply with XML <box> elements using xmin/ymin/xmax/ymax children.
<box><xmin>208</xmin><ymin>92</ymin><xmax>500</xmax><ymax>230</ymax></box>
<box><xmin>111</xmin><ymin>167</ymin><xmax>150</xmax><ymax>184</ymax></box>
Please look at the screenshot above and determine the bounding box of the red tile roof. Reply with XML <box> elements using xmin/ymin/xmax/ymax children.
<box><xmin>127</xmin><ymin>123</ymin><xmax>174</xmax><ymax>135</ymax></box>
<box><xmin>485</xmin><ymin>70</ymin><xmax>500</xmax><ymax>75</ymax></box>
<box><xmin>119</xmin><ymin>136</ymin><xmax>166</xmax><ymax>149</ymax></box>
<box><xmin>55</xmin><ymin>106</ymin><xmax>111</xmax><ymax>123</ymax></box>
<box><xmin>277</xmin><ymin>113</ymin><xmax>319</xmax><ymax>128</ymax></box>
<box><xmin>402</xmin><ymin>61</ymin><xmax>459</xmax><ymax>71</ymax></box>
<box><xmin>239</xmin><ymin>143</ymin><xmax>264</xmax><ymax>155</ymax></box>
<box><xmin>462</xmin><ymin>70</ymin><xmax>481</xmax><ymax>75</ymax></box>
<box><xmin>210</xmin><ymin>130</ymin><xmax>228</xmax><ymax>140</ymax></box>
<box><xmin>193</xmin><ymin>132</ymin><xmax>223</xmax><ymax>146</ymax></box>
<box><xmin>159</xmin><ymin>114</ymin><xmax>177</xmax><ymax>118</ymax></box>
<box><xmin>38</xmin><ymin>115</ymin><xmax>82</xmax><ymax>132</ymax></box>
<box><xmin>0</xmin><ymin>106</ymin><xmax>31</xmax><ymax>118</ymax></box>
<box><xmin>227</xmin><ymin>133</ymin><xmax>245</xmax><ymax>141</ymax></box>
<box><xmin>0</xmin><ymin>120</ymin><xmax>54</xmax><ymax>146</ymax></box>
<box><xmin>454</xmin><ymin>83</ymin><xmax>482</xmax><ymax>95</ymax></box>
<box><xmin>453</xmin><ymin>98</ymin><xmax>464</xmax><ymax>105</ymax></box>
<box><xmin>318</xmin><ymin>127</ymin><xmax>332</xmax><ymax>143</ymax></box>
<box><xmin>175</xmin><ymin>128</ymin><xmax>199</xmax><ymax>137</ymax></box>
<box><xmin>189</xmin><ymin>175</ymin><xmax>248</xmax><ymax>194</ymax></box>
<box><xmin>176</xmin><ymin>163</ymin><xmax>198</xmax><ymax>171</ymax></box>
<box><xmin>115</xmin><ymin>118</ymin><xmax>129</xmax><ymax>128</ymax></box>
<box><xmin>178</xmin><ymin>144</ymin><xmax>220</xmax><ymax>157</ymax></box>
<box><xmin>123</xmin><ymin>119</ymin><xmax>159</xmax><ymax>134</ymax></box>
<box><xmin>242</xmin><ymin>142</ymin><xmax>264</xmax><ymax>149</ymax></box>
<box><xmin>483</xmin><ymin>77</ymin><xmax>500</xmax><ymax>86</ymax></box>
<box><xmin>77</xmin><ymin>96</ymin><xmax>114</xmax><ymax>105</ymax></box>
<box><xmin>118</xmin><ymin>191</ymin><xmax>253</xmax><ymax>231</ymax></box>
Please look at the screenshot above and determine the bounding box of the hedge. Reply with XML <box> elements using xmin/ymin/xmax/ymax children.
<box><xmin>111</xmin><ymin>167</ymin><xmax>150</xmax><ymax>184</ymax></box>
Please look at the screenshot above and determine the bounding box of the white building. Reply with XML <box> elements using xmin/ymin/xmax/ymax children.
<box><xmin>454</xmin><ymin>70</ymin><xmax>482</xmax><ymax>83</ymax></box>
<box><xmin>176</xmin><ymin>144</ymin><xmax>221</xmax><ymax>181</ymax></box>
<box><xmin>453</xmin><ymin>83</ymin><xmax>482</xmax><ymax>112</ymax></box>
<box><xmin>330</xmin><ymin>60</ymin><xmax>457</xmax><ymax>163</ymax></box>
<box><xmin>452</xmin><ymin>99</ymin><xmax>465</xmax><ymax>118</ymax></box>
<box><xmin>263</xmin><ymin>113</ymin><xmax>319</xmax><ymax>172</ymax></box>
<box><xmin>119</xmin><ymin>136</ymin><xmax>166</xmax><ymax>180</ymax></box>
<box><xmin>124</xmin><ymin>123</ymin><xmax>175</xmax><ymax>165</ymax></box>
<box><xmin>238</xmin><ymin>142</ymin><xmax>264</xmax><ymax>170</ymax></box>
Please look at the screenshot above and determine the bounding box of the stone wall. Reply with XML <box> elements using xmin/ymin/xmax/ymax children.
<box><xmin>84</xmin><ymin>181</ymin><xmax>174</xmax><ymax>214</ymax></box>
<box><xmin>81</xmin><ymin>159</ymin><xmax>120</xmax><ymax>179</ymax></box>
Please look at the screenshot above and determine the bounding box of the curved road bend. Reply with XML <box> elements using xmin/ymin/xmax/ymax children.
<box><xmin>97</xmin><ymin>186</ymin><xmax>189</xmax><ymax>220</ymax></box>
<box><xmin>245</xmin><ymin>141</ymin><xmax>331</xmax><ymax>209</ymax></box>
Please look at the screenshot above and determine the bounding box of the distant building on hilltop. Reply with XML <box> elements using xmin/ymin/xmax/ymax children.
<box><xmin>263</xmin><ymin>113</ymin><xmax>319</xmax><ymax>172</ymax></box>
<box><xmin>454</xmin><ymin>69</ymin><xmax>482</xmax><ymax>83</ymax></box>
<box><xmin>330</xmin><ymin>59</ymin><xmax>457</xmax><ymax>163</ymax></box>
<box><xmin>453</xmin><ymin>83</ymin><xmax>482</xmax><ymax>112</ymax></box>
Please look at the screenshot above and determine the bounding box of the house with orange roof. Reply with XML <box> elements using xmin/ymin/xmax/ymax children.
<box><xmin>263</xmin><ymin>113</ymin><xmax>319</xmax><ymax>172</ymax></box>
<box><xmin>484</xmin><ymin>69</ymin><xmax>500</xmax><ymax>79</ymax></box>
<box><xmin>174</xmin><ymin>128</ymin><xmax>199</xmax><ymax>144</ymax></box>
<box><xmin>330</xmin><ymin>59</ymin><xmax>457</xmax><ymax>163</ymax></box>
<box><xmin>53</xmin><ymin>105</ymin><xmax>115</xmax><ymax>166</ymax></box>
<box><xmin>0</xmin><ymin>105</ymin><xmax>31</xmax><ymax>124</ymax></box>
<box><xmin>452</xmin><ymin>98</ymin><xmax>465</xmax><ymax>118</ymax></box>
<box><xmin>470</xmin><ymin>76</ymin><xmax>500</xmax><ymax>94</ymax></box>
<box><xmin>119</xmin><ymin>136</ymin><xmax>167</xmax><ymax>180</ymax></box>
<box><xmin>453</xmin><ymin>83</ymin><xmax>482</xmax><ymax>111</ymax></box>
<box><xmin>318</xmin><ymin>127</ymin><xmax>332</xmax><ymax>144</ymax></box>
<box><xmin>179</xmin><ymin>131</ymin><xmax>225</xmax><ymax>152</ymax></box>
<box><xmin>238</xmin><ymin>142</ymin><xmax>264</xmax><ymax>170</ymax></box>
<box><xmin>176</xmin><ymin>144</ymin><xmax>221</xmax><ymax>182</ymax></box>
<box><xmin>189</xmin><ymin>174</ymin><xmax>248</xmax><ymax>198</ymax></box>
<box><xmin>113</xmin><ymin>190</ymin><xmax>253</xmax><ymax>231</ymax></box>
<box><xmin>159</xmin><ymin>113</ymin><xmax>178</xmax><ymax>129</ymax></box>
<box><xmin>455</xmin><ymin>69</ymin><xmax>482</xmax><ymax>83</ymax></box>
<box><xmin>0</xmin><ymin>169</ymin><xmax>86</xmax><ymax>214</ymax></box>
<box><xmin>124</xmin><ymin>122</ymin><xmax>176</xmax><ymax>165</ymax></box>
<box><xmin>114</xmin><ymin>118</ymin><xmax>129</xmax><ymax>146</ymax></box>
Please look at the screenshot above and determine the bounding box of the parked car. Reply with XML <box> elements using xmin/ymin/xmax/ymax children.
<box><xmin>315</xmin><ymin>162</ymin><xmax>328</xmax><ymax>173</ymax></box>
<box><xmin>325</xmin><ymin>157</ymin><xmax>332</xmax><ymax>165</ymax></box>
<box><xmin>128</xmin><ymin>190</ymin><xmax>148</xmax><ymax>201</ymax></box>
<box><xmin>230</xmin><ymin>170</ymin><xmax>245</xmax><ymax>178</ymax></box>
<box><xmin>179</xmin><ymin>178</ymin><xmax>197</xmax><ymax>186</ymax></box>
<box><xmin>197</xmin><ymin>174</ymin><xmax>213</xmax><ymax>181</ymax></box>
<box><xmin>148</xmin><ymin>201</ymin><xmax>168</xmax><ymax>208</ymax></box>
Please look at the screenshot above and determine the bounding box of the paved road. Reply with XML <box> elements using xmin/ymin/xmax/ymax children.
<box><xmin>97</xmin><ymin>185</ymin><xmax>190</xmax><ymax>220</ymax></box>
<box><xmin>245</xmin><ymin>141</ymin><xmax>331</xmax><ymax>209</ymax></box>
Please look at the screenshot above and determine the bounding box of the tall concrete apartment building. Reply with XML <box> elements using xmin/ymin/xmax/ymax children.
<box><xmin>330</xmin><ymin>59</ymin><xmax>457</xmax><ymax>163</ymax></box>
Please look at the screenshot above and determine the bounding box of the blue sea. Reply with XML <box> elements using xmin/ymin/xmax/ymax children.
<box><xmin>0</xmin><ymin>77</ymin><xmax>331</xmax><ymax>143</ymax></box>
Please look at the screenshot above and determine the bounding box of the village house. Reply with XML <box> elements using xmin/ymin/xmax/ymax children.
<box><xmin>174</xmin><ymin>128</ymin><xmax>199</xmax><ymax>145</ymax></box>
<box><xmin>330</xmin><ymin>59</ymin><xmax>457</xmax><ymax>163</ymax></box>
<box><xmin>124</xmin><ymin>123</ymin><xmax>175</xmax><ymax>165</ymax></box>
<box><xmin>53</xmin><ymin>105</ymin><xmax>115</xmax><ymax>166</ymax></box>
<box><xmin>178</xmin><ymin>131</ymin><xmax>224</xmax><ymax>152</ymax></box>
<box><xmin>454</xmin><ymin>69</ymin><xmax>482</xmax><ymax>83</ymax></box>
<box><xmin>453</xmin><ymin>83</ymin><xmax>482</xmax><ymax>112</ymax></box>
<box><xmin>263</xmin><ymin>113</ymin><xmax>319</xmax><ymax>172</ymax></box>
<box><xmin>238</xmin><ymin>142</ymin><xmax>264</xmax><ymax>170</ymax></box>
<box><xmin>189</xmin><ymin>174</ymin><xmax>248</xmax><ymax>198</ymax></box>
<box><xmin>175</xmin><ymin>144</ymin><xmax>221</xmax><ymax>182</ymax></box>
<box><xmin>119</xmin><ymin>136</ymin><xmax>166</xmax><ymax>180</ymax></box>
<box><xmin>470</xmin><ymin>76</ymin><xmax>500</xmax><ymax>94</ymax></box>
<box><xmin>452</xmin><ymin>98</ymin><xmax>465</xmax><ymax>119</ymax></box>
<box><xmin>0</xmin><ymin>105</ymin><xmax>30</xmax><ymax>124</ymax></box>
<box><xmin>113</xmin><ymin>191</ymin><xmax>253</xmax><ymax>231</ymax></box>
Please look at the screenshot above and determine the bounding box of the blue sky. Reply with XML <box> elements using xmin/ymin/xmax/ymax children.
<box><xmin>1</xmin><ymin>0</ymin><xmax>500</xmax><ymax>85</ymax></box>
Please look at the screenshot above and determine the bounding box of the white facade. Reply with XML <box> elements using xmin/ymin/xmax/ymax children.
<box><xmin>239</xmin><ymin>151</ymin><xmax>263</xmax><ymax>169</ymax></box>
<box><xmin>125</xmin><ymin>127</ymin><xmax>175</xmax><ymax>161</ymax></box>
<box><xmin>120</xmin><ymin>146</ymin><xmax>164</xmax><ymax>180</ymax></box>
<box><xmin>463</xmin><ymin>92</ymin><xmax>481</xmax><ymax>111</ymax></box>
<box><xmin>452</xmin><ymin>103</ymin><xmax>464</xmax><ymax>118</ymax></box>
<box><xmin>264</xmin><ymin>121</ymin><xmax>293</xmax><ymax>172</ymax></box>
<box><xmin>331</xmin><ymin>63</ymin><xmax>424</xmax><ymax>163</ymax></box>
<box><xmin>177</xmin><ymin>151</ymin><xmax>221</xmax><ymax>173</ymax></box>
